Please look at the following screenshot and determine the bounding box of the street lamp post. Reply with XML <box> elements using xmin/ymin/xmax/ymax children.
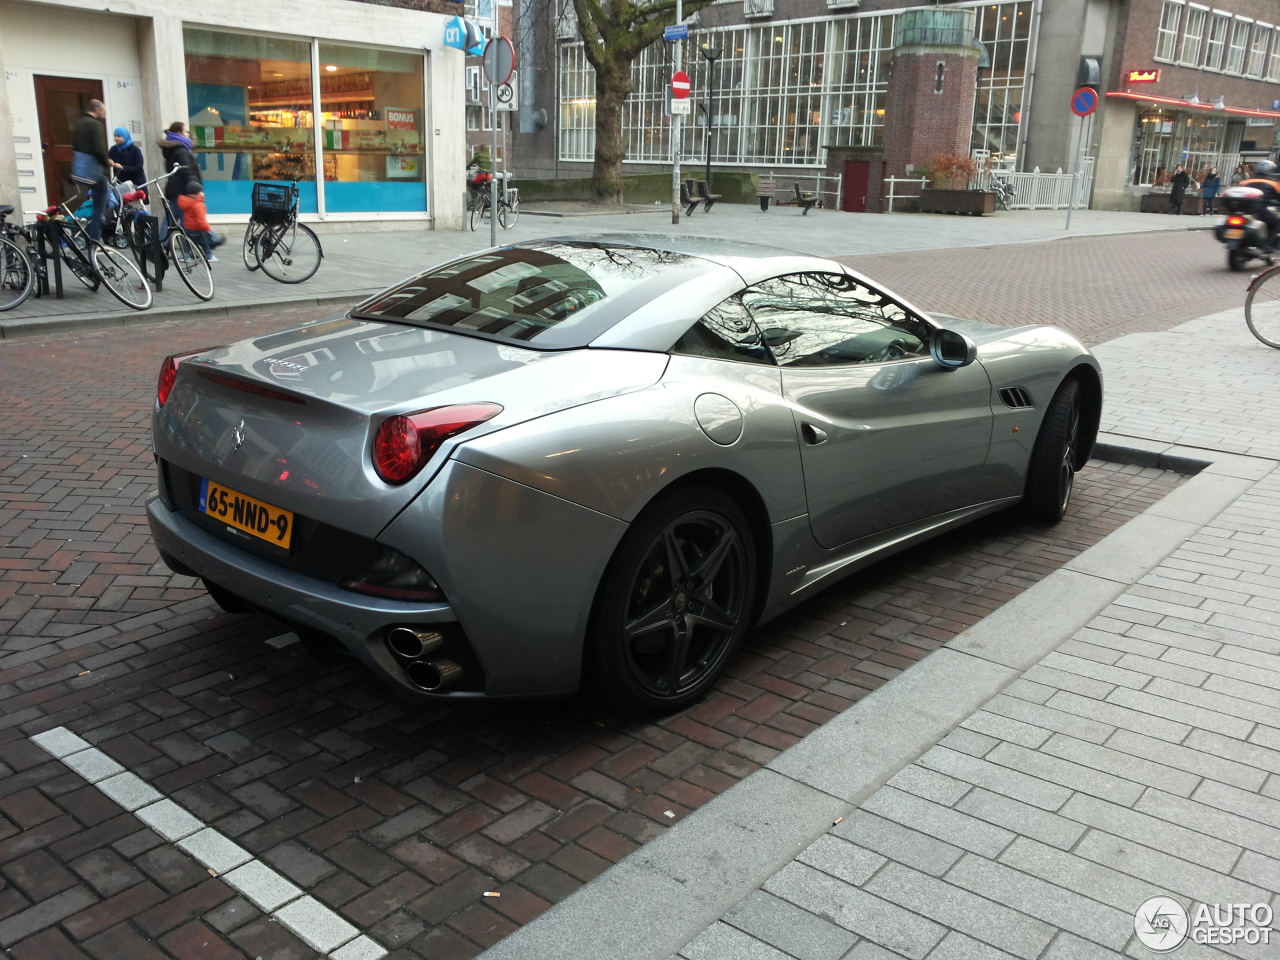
<box><xmin>699</xmin><ymin>45</ymin><xmax>722</xmax><ymax>190</ymax></box>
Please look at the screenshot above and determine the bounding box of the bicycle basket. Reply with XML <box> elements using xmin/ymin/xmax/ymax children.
<box><xmin>251</xmin><ymin>183</ymin><xmax>293</xmax><ymax>224</ymax></box>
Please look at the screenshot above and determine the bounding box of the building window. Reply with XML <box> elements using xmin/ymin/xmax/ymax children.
<box><xmin>558</xmin><ymin>43</ymin><xmax>595</xmax><ymax>162</ymax></box>
<box><xmin>1204</xmin><ymin>11</ymin><xmax>1230</xmax><ymax>70</ymax></box>
<box><xmin>184</xmin><ymin>29</ymin><xmax>318</xmax><ymax>215</ymax></box>
<box><xmin>1155</xmin><ymin>1</ymin><xmax>1184</xmax><ymax>63</ymax></box>
<box><xmin>826</xmin><ymin>15</ymin><xmax>895</xmax><ymax>150</ymax></box>
<box><xmin>466</xmin><ymin>105</ymin><xmax>482</xmax><ymax>131</ymax></box>
<box><xmin>1180</xmin><ymin>5</ymin><xmax>1207</xmax><ymax>67</ymax></box>
<box><xmin>972</xmin><ymin>1</ymin><xmax>1033</xmax><ymax>163</ymax></box>
<box><xmin>1246</xmin><ymin>22</ymin><xmax>1272</xmax><ymax>79</ymax></box>
<box><xmin>1226</xmin><ymin>18</ymin><xmax>1251</xmax><ymax>74</ymax></box>
<box><xmin>1269</xmin><ymin>26</ymin><xmax>1280</xmax><ymax>81</ymax></box>
<box><xmin>1133</xmin><ymin>109</ymin><xmax>1239</xmax><ymax>187</ymax></box>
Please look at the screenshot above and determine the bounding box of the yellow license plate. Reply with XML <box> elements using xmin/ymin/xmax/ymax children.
<box><xmin>199</xmin><ymin>478</ymin><xmax>294</xmax><ymax>550</ymax></box>
<box><xmin>1226</xmin><ymin>229</ymin><xmax>1245</xmax><ymax>239</ymax></box>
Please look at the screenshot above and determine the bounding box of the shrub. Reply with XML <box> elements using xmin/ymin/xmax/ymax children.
<box><xmin>926</xmin><ymin>153</ymin><xmax>979</xmax><ymax>190</ymax></box>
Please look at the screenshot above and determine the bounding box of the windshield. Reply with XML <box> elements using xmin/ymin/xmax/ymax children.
<box><xmin>352</xmin><ymin>241</ymin><xmax>716</xmax><ymax>348</ymax></box>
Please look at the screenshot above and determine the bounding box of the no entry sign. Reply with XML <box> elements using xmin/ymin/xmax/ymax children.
<box><xmin>671</xmin><ymin>70</ymin><xmax>690</xmax><ymax>99</ymax></box>
<box><xmin>1071</xmin><ymin>86</ymin><xmax>1099</xmax><ymax>117</ymax></box>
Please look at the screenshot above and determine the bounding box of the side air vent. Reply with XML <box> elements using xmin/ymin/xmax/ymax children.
<box><xmin>999</xmin><ymin>386</ymin><xmax>1033</xmax><ymax>409</ymax></box>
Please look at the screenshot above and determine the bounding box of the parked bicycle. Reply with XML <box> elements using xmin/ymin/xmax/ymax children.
<box><xmin>0</xmin><ymin>205</ymin><xmax>36</xmax><ymax>311</ymax></box>
<box><xmin>1245</xmin><ymin>263</ymin><xmax>1280</xmax><ymax>348</ymax></box>
<box><xmin>992</xmin><ymin>176</ymin><xmax>1016</xmax><ymax>211</ymax></box>
<box><xmin>243</xmin><ymin>182</ymin><xmax>322</xmax><ymax>283</ymax></box>
<box><xmin>34</xmin><ymin>197</ymin><xmax>152</xmax><ymax>311</ymax></box>
<box><xmin>119</xmin><ymin>165</ymin><xmax>214</xmax><ymax>302</ymax></box>
<box><xmin>470</xmin><ymin>182</ymin><xmax>520</xmax><ymax>232</ymax></box>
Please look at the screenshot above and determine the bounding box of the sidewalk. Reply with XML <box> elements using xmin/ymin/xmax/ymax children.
<box><xmin>0</xmin><ymin>207</ymin><xmax>1210</xmax><ymax>339</ymax></box>
<box><xmin>479</xmin><ymin>306</ymin><xmax>1280</xmax><ymax>960</ymax></box>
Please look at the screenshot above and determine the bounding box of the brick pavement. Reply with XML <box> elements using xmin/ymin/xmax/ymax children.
<box><xmin>0</xmin><ymin>280</ymin><xmax>1187</xmax><ymax>956</ymax></box>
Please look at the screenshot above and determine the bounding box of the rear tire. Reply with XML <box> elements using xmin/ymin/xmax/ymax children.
<box><xmin>242</xmin><ymin>222</ymin><xmax>263</xmax><ymax>271</ymax></box>
<box><xmin>587</xmin><ymin>485</ymin><xmax>756</xmax><ymax>714</ymax></box>
<box><xmin>1023</xmin><ymin>378</ymin><xmax>1082</xmax><ymax>523</ymax></box>
<box><xmin>1229</xmin><ymin>249</ymin><xmax>1249</xmax><ymax>272</ymax></box>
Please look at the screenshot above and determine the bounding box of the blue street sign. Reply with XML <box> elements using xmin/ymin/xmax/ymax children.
<box><xmin>444</xmin><ymin>16</ymin><xmax>486</xmax><ymax>56</ymax></box>
<box><xmin>1071</xmin><ymin>86</ymin><xmax>1099</xmax><ymax>117</ymax></box>
<box><xmin>664</xmin><ymin>24</ymin><xmax>689</xmax><ymax>41</ymax></box>
<box><xmin>1274</xmin><ymin>100</ymin><xmax>1279</xmax><ymax>110</ymax></box>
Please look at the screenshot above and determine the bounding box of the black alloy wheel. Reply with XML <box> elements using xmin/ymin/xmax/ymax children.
<box><xmin>591</xmin><ymin>486</ymin><xmax>756</xmax><ymax>713</ymax></box>
<box><xmin>1023</xmin><ymin>377</ymin><xmax>1082</xmax><ymax>523</ymax></box>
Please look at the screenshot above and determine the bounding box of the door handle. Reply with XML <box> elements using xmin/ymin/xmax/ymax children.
<box><xmin>801</xmin><ymin>423</ymin><xmax>828</xmax><ymax>445</ymax></box>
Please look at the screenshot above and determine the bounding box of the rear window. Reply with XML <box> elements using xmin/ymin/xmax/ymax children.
<box><xmin>352</xmin><ymin>241</ymin><xmax>715</xmax><ymax>348</ymax></box>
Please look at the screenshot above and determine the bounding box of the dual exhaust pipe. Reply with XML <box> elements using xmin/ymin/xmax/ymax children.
<box><xmin>386</xmin><ymin>627</ymin><xmax>462</xmax><ymax>692</ymax></box>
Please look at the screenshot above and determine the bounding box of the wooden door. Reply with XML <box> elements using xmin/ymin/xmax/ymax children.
<box><xmin>34</xmin><ymin>76</ymin><xmax>104</xmax><ymax>206</ymax></box>
<box><xmin>842</xmin><ymin>160</ymin><xmax>870</xmax><ymax>212</ymax></box>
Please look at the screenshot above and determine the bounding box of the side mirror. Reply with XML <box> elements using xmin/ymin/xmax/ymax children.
<box><xmin>930</xmin><ymin>328</ymin><xmax>977</xmax><ymax>369</ymax></box>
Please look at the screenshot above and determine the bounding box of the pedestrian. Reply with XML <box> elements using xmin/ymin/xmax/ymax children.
<box><xmin>108</xmin><ymin>126</ymin><xmax>145</xmax><ymax>194</ymax></box>
<box><xmin>1230</xmin><ymin>162</ymin><xmax>1247</xmax><ymax>186</ymax></box>
<box><xmin>66</xmin><ymin>98</ymin><xmax>111</xmax><ymax>241</ymax></box>
<box><xmin>176</xmin><ymin>183</ymin><xmax>224</xmax><ymax>262</ymax></box>
<box><xmin>1168</xmin><ymin>164</ymin><xmax>1190</xmax><ymax>214</ymax></box>
<box><xmin>157</xmin><ymin>121</ymin><xmax>202</xmax><ymax>230</ymax></box>
<box><xmin>1201</xmin><ymin>167</ymin><xmax>1221</xmax><ymax>216</ymax></box>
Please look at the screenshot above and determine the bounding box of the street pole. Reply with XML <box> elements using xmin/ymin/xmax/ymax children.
<box><xmin>671</xmin><ymin>0</ymin><xmax>682</xmax><ymax>225</ymax></box>
<box><xmin>490</xmin><ymin>4</ymin><xmax>500</xmax><ymax>247</ymax></box>
<box><xmin>1065</xmin><ymin>113</ymin><xmax>1085</xmax><ymax>230</ymax></box>
<box><xmin>699</xmin><ymin>46</ymin><xmax>721</xmax><ymax>191</ymax></box>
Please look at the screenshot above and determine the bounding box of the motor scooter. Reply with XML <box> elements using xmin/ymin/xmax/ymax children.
<box><xmin>1215</xmin><ymin>186</ymin><xmax>1275</xmax><ymax>271</ymax></box>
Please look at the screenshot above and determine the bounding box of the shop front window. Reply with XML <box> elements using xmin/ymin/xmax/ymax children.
<box><xmin>317</xmin><ymin>44</ymin><xmax>426</xmax><ymax>212</ymax></box>
<box><xmin>184</xmin><ymin>29</ymin><xmax>318</xmax><ymax>215</ymax></box>
<box><xmin>1133</xmin><ymin>109</ymin><xmax>1240</xmax><ymax>187</ymax></box>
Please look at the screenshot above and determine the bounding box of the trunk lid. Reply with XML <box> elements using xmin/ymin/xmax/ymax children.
<box><xmin>154</xmin><ymin>318</ymin><xmax>667</xmax><ymax>536</ymax></box>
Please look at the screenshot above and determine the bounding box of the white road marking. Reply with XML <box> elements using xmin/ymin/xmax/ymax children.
<box><xmin>30</xmin><ymin>727</ymin><xmax>388</xmax><ymax>960</ymax></box>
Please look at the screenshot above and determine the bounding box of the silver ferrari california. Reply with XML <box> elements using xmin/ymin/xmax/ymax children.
<box><xmin>148</xmin><ymin>236</ymin><xmax>1101</xmax><ymax>711</ymax></box>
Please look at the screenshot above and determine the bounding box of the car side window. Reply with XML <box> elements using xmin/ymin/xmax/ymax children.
<box><xmin>742</xmin><ymin>273</ymin><xmax>932</xmax><ymax>367</ymax></box>
<box><xmin>672</xmin><ymin>294</ymin><xmax>776</xmax><ymax>365</ymax></box>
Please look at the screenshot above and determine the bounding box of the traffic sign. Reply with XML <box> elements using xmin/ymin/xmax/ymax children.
<box><xmin>671</xmin><ymin>70</ymin><xmax>691</xmax><ymax>99</ymax></box>
<box><xmin>664</xmin><ymin>24</ymin><xmax>689</xmax><ymax>41</ymax></box>
<box><xmin>1071</xmin><ymin>86</ymin><xmax>1099</xmax><ymax>117</ymax></box>
<box><xmin>495</xmin><ymin>77</ymin><xmax>518</xmax><ymax>112</ymax></box>
<box><xmin>670</xmin><ymin>99</ymin><xmax>691</xmax><ymax>115</ymax></box>
<box><xmin>483</xmin><ymin>35</ymin><xmax>516</xmax><ymax>86</ymax></box>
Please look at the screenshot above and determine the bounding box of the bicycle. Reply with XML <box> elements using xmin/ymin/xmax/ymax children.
<box><xmin>120</xmin><ymin>165</ymin><xmax>214</xmax><ymax>302</ymax></box>
<box><xmin>1245</xmin><ymin>263</ymin><xmax>1280</xmax><ymax>348</ymax></box>
<box><xmin>0</xmin><ymin>205</ymin><xmax>35</xmax><ymax>311</ymax></box>
<box><xmin>248</xmin><ymin>182</ymin><xmax>323</xmax><ymax>284</ymax></box>
<box><xmin>469</xmin><ymin>183</ymin><xmax>520</xmax><ymax>232</ymax></box>
<box><xmin>992</xmin><ymin>177</ymin><xmax>1016</xmax><ymax>211</ymax></box>
<box><xmin>34</xmin><ymin>198</ymin><xmax>152</xmax><ymax>310</ymax></box>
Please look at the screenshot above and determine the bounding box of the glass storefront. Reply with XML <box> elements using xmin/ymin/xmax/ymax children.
<box><xmin>1131</xmin><ymin>108</ymin><xmax>1245</xmax><ymax>185</ymax></box>
<box><xmin>183</xmin><ymin>28</ymin><xmax>426</xmax><ymax>216</ymax></box>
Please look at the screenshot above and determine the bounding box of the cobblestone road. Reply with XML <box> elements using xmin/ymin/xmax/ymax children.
<box><xmin>0</xmin><ymin>230</ymin><xmax>1200</xmax><ymax>960</ymax></box>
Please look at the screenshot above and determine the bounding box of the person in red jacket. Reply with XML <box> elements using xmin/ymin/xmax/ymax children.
<box><xmin>176</xmin><ymin>183</ymin><xmax>225</xmax><ymax>262</ymax></box>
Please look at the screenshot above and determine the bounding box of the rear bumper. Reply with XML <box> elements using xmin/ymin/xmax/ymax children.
<box><xmin>148</xmin><ymin>496</ymin><xmax>497</xmax><ymax>699</ymax></box>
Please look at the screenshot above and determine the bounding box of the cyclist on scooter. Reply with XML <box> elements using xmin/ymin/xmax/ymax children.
<box><xmin>1239</xmin><ymin>160</ymin><xmax>1280</xmax><ymax>251</ymax></box>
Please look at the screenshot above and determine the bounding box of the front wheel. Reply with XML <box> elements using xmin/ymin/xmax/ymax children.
<box><xmin>242</xmin><ymin>222</ymin><xmax>264</xmax><ymax>271</ymax></box>
<box><xmin>588</xmin><ymin>485</ymin><xmax>756</xmax><ymax>713</ymax></box>
<box><xmin>256</xmin><ymin>223</ymin><xmax>322</xmax><ymax>284</ymax></box>
<box><xmin>1245</xmin><ymin>266</ymin><xmax>1280</xmax><ymax>349</ymax></box>
<box><xmin>0</xmin><ymin>236</ymin><xmax>35</xmax><ymax>311</ymax></box>
<box><xmin>1023</xmin><ymin>378</ymin><xmax>1082</xmax><ymax>523</ymax></box>
<box><xmin>470</xmin><ymin>198</ymin><xmax>489</xmax><ymax>232</ymax></box>
<box><xmin>90</xmin><ymin>243</ymin><xmax>152</xmax><ymax>310</ymax></box>
<box><xmin>169</xmin><ymin>231</ymin><xmax>214</xmax><ymax>301</ymax></box>
<box><xmin>1228</xmin><ymin>249</ymin><xmax>1249</xmax><ymax>272</ymax></box>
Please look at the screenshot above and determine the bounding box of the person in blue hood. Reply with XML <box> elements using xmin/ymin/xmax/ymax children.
<box><xmin>109</xmin><ymin>126</ymin><xmax>145</xmax><ymax>193</ymax></box>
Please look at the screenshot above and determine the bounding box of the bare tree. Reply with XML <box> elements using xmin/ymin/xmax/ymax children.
<box><xmin>569</xmin><ymin>0</ymin><xmax>715</xmax><ymax>203</ymax></box>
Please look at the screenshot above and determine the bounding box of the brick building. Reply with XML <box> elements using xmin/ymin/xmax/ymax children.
<box><xmin>505</xmin><ymin>0</ymin><xmax>1280</xmax><ymax>211</ymax></box>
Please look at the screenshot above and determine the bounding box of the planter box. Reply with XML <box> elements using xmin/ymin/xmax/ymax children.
<box><xmin>919</xmin><ymin>189</ymin><xmax>997</xmax><ymax>215</ymax></box>
<box><xmin>1140</xmin><ymin>192</ymin><xmax>1205</xmax><ymax>214</ymax></box>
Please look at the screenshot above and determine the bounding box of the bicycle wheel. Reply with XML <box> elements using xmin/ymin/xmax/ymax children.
<box><xmin>255</xmin><ymin>222</ymin><xmax>322</xmax><ymax>284</ymax></box>
<box><xmin>469</xmin><ymin>198</ymin><xmax>488</xmax><ymax>232</ymax></box>
<box><xmin>169</xmin><ymin>232</ymin><xmax>214</xmax><ymax>301</ymax></box>
<box><xmin>242</xmin><ymin>222</ymin><xmax>264</xmax><ymax>271</ymax></box>
<box><xmin>90</xmin><ymin>243</ymin><xmax>152</xmax><ymax>310</ymax></box>
<box><xmin>499</xmin><ymin>197</ymin><xmax>519</xmax><ymax>230</ymax></box>
<box><xmin>1245</xmin><ymin>266</ymin><xmax>1280</xmax><ymax>349</ymax></box>
<box><xmin>0</xmin><ymin>236</ymin><xmax>34</xmax><ymax>311</ymax></box>
<box><xmin>58</xmin><ymin>229</ymin><xmax>98</xmax><ymax>290</ymax></box>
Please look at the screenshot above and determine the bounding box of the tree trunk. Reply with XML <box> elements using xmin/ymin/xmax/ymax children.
<box><xmin>591</xmin><ymin>63</ymin><xmax>632</xmax><ymax>204</ymax></box>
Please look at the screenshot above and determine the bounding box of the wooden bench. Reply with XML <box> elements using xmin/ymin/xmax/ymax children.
<box><xmin>757</xmin><ymin>175</ymin><xmax>776</xmax><ymax>211</ymax></box>
<box><xmin>696</xmin><ymin>180</ymin><xmax>722</xmax><ymax>213</ymax></box>
<box><xmin>793</xmin><ymin>182</ymin><xmax>818</xmax><ymax>215</ymax></box>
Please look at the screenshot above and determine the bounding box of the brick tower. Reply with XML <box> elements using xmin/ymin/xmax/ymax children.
<box><xmin>882</xmin><ymin>8</ymin><xmax>982</xmax><ymax>185</ymax></box>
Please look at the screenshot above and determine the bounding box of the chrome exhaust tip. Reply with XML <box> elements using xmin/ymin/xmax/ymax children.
<box><xmin>406</xmin><ymin>659</ymin><xmax>463</xmax><ymax>692</ymax></box>
<box><xmin>387</xmin><ymin>627</ymin><xmax>443</xmax><ymax>660</ymax></box>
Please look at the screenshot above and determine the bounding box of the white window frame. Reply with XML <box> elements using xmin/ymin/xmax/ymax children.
<box><xmin>1246</xmin><ymin>21</ymin><xmax>1272</xmax><ymax>78</ymax></box>
<box><xmin>1268</xmin><ymin>24</ymin><xmax>1280</xmax><ymax>81</ymax></box>
<box><xmin>1203</xmin><ymin>10</ymin><xmax>1231</xmax><ymax>70</ymax></box>
<box><xmin>1226</xmin><ymin>16</ymin><xmax>1252</xmax><ymax>74</ymax></box>
<box><xmin>1181</xmin><ymin>5</ymin><xmax>1208</xmax><ymax>66</ymax></box>
<box><xmin>1156</xmin><ymin>0</ymin><xmax>1185</xmax><ymax>62</ymax></box>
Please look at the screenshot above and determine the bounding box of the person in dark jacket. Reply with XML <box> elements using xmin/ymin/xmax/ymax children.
<box><xmin>1168</xmin><ymin>164</ymin><xmax>1190</xmax><ymax>215</ymax></box>
<box><xmin>158</xmin><ymin>122</ymin><xmax>202</xmax><ymax>228</ymax></box>
<box><xmin>1201</xmin><ymin>167</ymin><xmax>1221</xmax><ymax>216</ymax></box>
<box><xmin>67</xmin><ymin>99</ymin><xmax>110</xmax><ymax>241</ymax></box>
<box><xmin>109</xmin><ymin>126</ymin><xmax>145</xmax><ymax>192</ymax></box>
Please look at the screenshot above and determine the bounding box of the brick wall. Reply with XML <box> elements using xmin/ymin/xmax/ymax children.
<box><xmin>882</xmin><ymin>49</ymin><xmax>979</xmax><ymax>185</ymax></box>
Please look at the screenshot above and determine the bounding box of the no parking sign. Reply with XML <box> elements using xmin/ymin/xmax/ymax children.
<box><xmin>1071</xmin><ymin>86</ymin><xmax>1099</xmax><ymax>117</ymax></box>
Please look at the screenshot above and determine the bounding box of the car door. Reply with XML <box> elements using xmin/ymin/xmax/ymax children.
<box><xmin>743</xmin><ymin>272</ymin><xmax>994</xmax><ymax>550</ymax></box>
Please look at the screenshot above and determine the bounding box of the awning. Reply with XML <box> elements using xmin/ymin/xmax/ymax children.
<box><xmin>1106</xmin><ymin>90</ymin><xmax>1280</xmax><ymax>120</ymax></box>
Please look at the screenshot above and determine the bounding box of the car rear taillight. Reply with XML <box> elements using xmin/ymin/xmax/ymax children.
<box><xmin>1227</xmin><ymin>215</ymin><xmax>1247</xmax><ymax>226</ymax></box>
<box><xmin>372</xmin><ymin>403</ymin><xmax>502</xmax><ymax>484</ymax></box>
<box><xmin>157</xmin><ymin>348</ymin><xmax>224</xmax><ymax>406</ymax></box>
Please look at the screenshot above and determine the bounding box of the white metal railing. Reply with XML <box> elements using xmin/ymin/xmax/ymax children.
<box><xmin>977</xmin><ymin>159</ymin><xmax>1094</xmax><ymax>210</ymax></box>
<box><xmin>883</xmin><ymin>177</ymin><xmax>929</xmax><ymax>213</ymax></box>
